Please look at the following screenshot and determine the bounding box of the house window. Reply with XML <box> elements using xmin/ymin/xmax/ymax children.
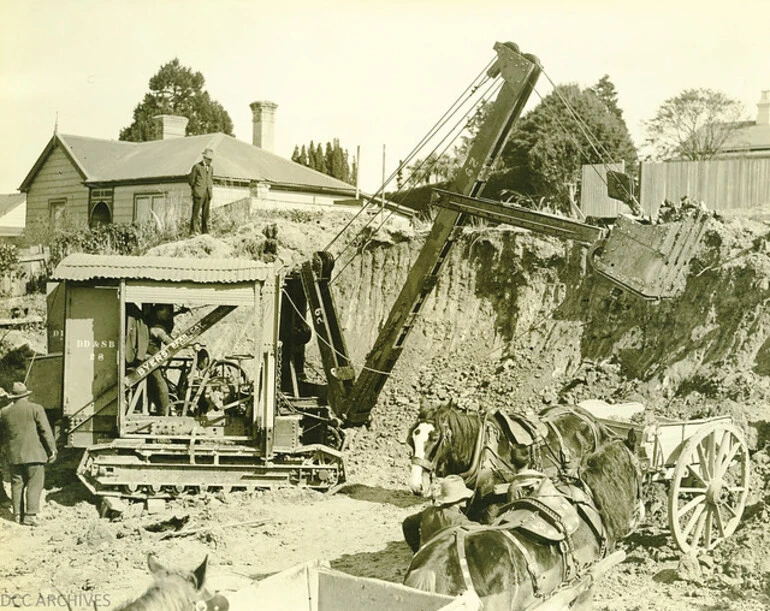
<box><xmin>90</xmin><ymin>201</ymin><xmax>112</xmax><ymax>227</ymax></box>
<box><xmin>49</xmin><ymin>199</ymin><xmax>66</xmax><ymax>229</ymax></box>
<box><xmin>134</xmin><ymin>193</ymin><xmax>167</xmax><ymax>223</ymax></box>
<box><xmin>89</xmin><ymin>188</ymin><xmax>114</xmax><ymax>227</ymax></box>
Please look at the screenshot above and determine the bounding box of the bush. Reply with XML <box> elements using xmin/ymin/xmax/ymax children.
<box><xmin>22</xmin><ymin>217</ymin><xmax>171</xmax><ymax>291</ymax></box>
<box><xmin>0</xmin><ymin>242</ymin><xmax>19</xmax><ymax>277</ymax></box>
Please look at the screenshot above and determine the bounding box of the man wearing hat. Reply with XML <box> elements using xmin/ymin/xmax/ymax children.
<box><xmin>402</xmin><ymin>474</ymin><xmax>474</xmax><ymax>553</ymax></box>
<box><xmin>188</xmin><ymin>147</ymin><xmax>214</xmax><ymax>234</ymax></box>
<box><xmin>0</xmin><ymin>382</ymin><xmax>56</xmax><ymax>525</ymax></box>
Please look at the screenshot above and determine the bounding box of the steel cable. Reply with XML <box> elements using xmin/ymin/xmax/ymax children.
<box><xmin>330</xmin><ymin>78</ymin><xmax>504</xmax><ymax>284</ymax></box>
<box><xmin>322</xmin><ymin>56</ymin><xmax>498</xmax><ymax>256</ymax></box>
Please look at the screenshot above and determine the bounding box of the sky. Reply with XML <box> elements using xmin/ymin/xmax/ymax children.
<box><xmin>1</xmin><ymin>0</ymin><xmax>768</xmax><ymax>194</ymax></box>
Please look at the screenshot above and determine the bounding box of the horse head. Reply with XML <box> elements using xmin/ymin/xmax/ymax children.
<box><xmin>117</xmin><ymin>555</ymin><xmax>229</xmax><ymax>611</ymax></box>
<box><xmin>406</xmin><ymin>400</ymin><xmax>481</xmax><ymax>497</ymax></box>
<box><xmin>407</xmin><ymin>400</ymin><xmax>444</xmax><ymax>496</ymax></box>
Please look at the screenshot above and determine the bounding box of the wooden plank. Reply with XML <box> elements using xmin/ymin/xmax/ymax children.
<box><xmin>640</xmin><ymin>158</ymin><xmax>770</xmax><ymax>216</ymax></box>
<box><xmin>580</xmin><ymin>163</ymin><xmax>627</xmax><ymax>217</ymax></box>
<box><xmin>653</xmin><ymin>415</ymin><xmax>732</xmax><ymax>466</ymax></box>
<box><xmin>316</xmin><ymin>569</ymin><xmax>460</xmax><ymax>611</ymax></box>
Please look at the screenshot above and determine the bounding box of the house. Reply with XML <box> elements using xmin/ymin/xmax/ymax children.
<box><xmin>718</xmin><ymin>90</ymin><xmax>770</xmax><ymax>158</ymax></box>
<box><xmin>0</xmin><ymin>192</ymin><xmax>26</xmax><ymax>238</ymax></box>
<box><xmin>19</xmin><ymin>102</ymin><xmax>359</xmax><ymax>231</ymax></box>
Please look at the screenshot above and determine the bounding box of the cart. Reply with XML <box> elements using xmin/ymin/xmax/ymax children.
<box><xmin>579</xmin><ymin>400</ymin><xmax>751</xmax><ymax>554</ymax></box>
<box><xmin>224</xmin><ymin>552</ymin><xmax>626</xmax><ymax>611</ymax></box>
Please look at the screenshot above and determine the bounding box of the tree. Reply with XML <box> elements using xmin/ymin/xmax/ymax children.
<box><xmin>314</xmin><ymin>143</ymin><xmax>327</xmax><ymax>174</ymax></box>
<box><xmin>591</xmin><ymin>75</ymin><xmax>623</xmax><ymax>121</ymax></box>
<box><xmin>406</xmin><ymin>152</ymin><xmax>455</xmax><ymax>185</ymax></box>
<box><xmin>405</xmin><ymin>101</ymin><xmax>488</xmax><ymax>187</ymax></box>
<box><xmin>120</xmin><ymin>58</ymin><xmax>234</xmax><ymax>141</ymax></box>
<box><xmin>292</xmin><ymin>139</ymin><xmax>354</xmax><ymax>183</ymax></box>
<box><xmin>643</xmin><ymin>88</ymin><xmax>745</xmax><ymax>161</ymax></box>
<box><xmin>351</xmin><ymin>156</ymin><xmax>358</xmax><ymax>187</ymax></box>
<box><xmin>501</xmin><ymin>79</ymin><xmax>638</xmax><ymax>212</ymax></box>
<box><xmin>307</xmin><ymin>141</ymin><xmax>317</xmax><ymax>170</ymax></box>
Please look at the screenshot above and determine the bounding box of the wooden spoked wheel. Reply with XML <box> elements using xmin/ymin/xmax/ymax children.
<box><xmin>668</xmin><ymin>422</ymin><xmax>750</xmax><ymax>553</ymax></box>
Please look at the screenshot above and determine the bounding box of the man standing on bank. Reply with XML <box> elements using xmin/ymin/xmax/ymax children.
<box><xmin>0</xmin><ymin>382</ymin><xmax>56</xmax><ymax>526</ymax></box>
<box><xmin>189</xmin><ymin>147</ymin><xmax>214</xmax><ymax>234</ymax></box>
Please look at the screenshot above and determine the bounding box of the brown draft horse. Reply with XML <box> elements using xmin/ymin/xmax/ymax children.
<box><xmin>407</xmin><ymin>400</ymin><xmax>617</xmax><ymax>522</ymax></box>
<box><xmin>115</xmin><ymin>555</ymin><xmax>229</xmax><ymax>611</ymax></box>
<box><xmin>403</xmin><ymin>439</ymin><xmax>644</xmax><ymax>611</ymax></box>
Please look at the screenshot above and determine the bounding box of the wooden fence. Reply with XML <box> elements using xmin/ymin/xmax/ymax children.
<box><xmin>580</xmin><ymin>163</ymin><xmax>631</xmax><ymax>218</ymax></box>
<box><xmin>639</xmin><ymin>158</ymin><xmax>770</xmax><ymax>217</ymax></box>
<box><xmin>1</xmin><ymin>246</ymin><xmax>49</xmax><ymax>297</ymax></box>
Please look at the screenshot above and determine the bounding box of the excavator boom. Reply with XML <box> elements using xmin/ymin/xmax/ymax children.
<box><xmin>338</xmin><ymin>42</ymin><xmax>542</xmax><ymax>425</ymax></box>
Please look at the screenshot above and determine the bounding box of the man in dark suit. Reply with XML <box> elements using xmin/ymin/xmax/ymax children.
<box><xmin>188</xmin><ymin>147</ymin><xmax>214</xmax><ymax>234</ymax></box>
<box><xmin>0</xmin><ymin>387</ymin><xmax>11</xmax><ymax>505</ymax></box>
<box><xmin>0</xmin><ymin>382</ymin><xmax>56</xmax><ymax>525</ymax></box>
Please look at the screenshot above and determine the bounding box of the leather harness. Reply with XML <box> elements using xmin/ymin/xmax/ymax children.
<box><xmin>409</xmin><ymin>406</ymin><xmax>622</xmax><ymax>603</ymax></box>
<box><xmin>410</xmin><ymin>405</ymin><xmax>608</xmax><ymax>495</ymax></box>
<box><xmin>442</xmin><ymin>479</ymin><xmax>609</xmax><ymax>601</ymax></box>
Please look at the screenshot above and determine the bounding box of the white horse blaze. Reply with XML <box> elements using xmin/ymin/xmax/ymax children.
<box><xmin>409</xmin><ymin>423</ymin><xmax>435</xmax><ymax>495</ymax></box>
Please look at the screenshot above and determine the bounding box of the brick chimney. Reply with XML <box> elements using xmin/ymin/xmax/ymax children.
<box><xmin>153</xmin><ymin>114</ymin><xmax>189</xmax><ymax>140</ymax></box>
<box><xmin>250</xmin><ymin>101</ymin><xmax>278</xmax><ymax>152</ymax></box>
<box><xmin>757</xmin><ymin>90</ymin><xmax>770</xmax><ymax>126</ymax></box>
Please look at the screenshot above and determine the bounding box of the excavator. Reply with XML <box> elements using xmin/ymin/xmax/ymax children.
<box><xmin>29</xmin><ymin>42</ymin><xmax>709</xmax><ymax>500</ymax></box>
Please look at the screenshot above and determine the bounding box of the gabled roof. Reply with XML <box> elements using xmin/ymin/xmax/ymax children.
<box><xmin>20</xmin><ymin>132</ymin><xmax>356</xmax><ymax>196</ymax></box>
<box><xmin>53</xmin><ymin>253</ymin><xmax>274</xmax><ymax>284</ymax></box>
<box><xmin>0</xmin><ymin>192</ymin><xmax>26</xmax><ymax>217</ymax></box>
<box><xmin>720</xmin><ymin>122</ymin><xmax>770</xmax><ymax>153</ymax></box>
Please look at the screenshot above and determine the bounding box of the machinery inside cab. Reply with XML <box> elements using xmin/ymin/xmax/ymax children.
<box><xmin>28</xmin><ymin>253</ymin><xmax>346</xmax><ymax>498</ymax></box>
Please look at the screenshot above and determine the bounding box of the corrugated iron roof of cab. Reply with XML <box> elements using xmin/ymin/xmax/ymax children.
<box><xmin>52</xmin><ymin>253</ymin><xmax>274</xmax><ymax>283</ymax></box>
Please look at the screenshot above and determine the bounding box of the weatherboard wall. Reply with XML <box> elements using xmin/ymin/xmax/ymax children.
<box><xmin>25</xmin><ymin>144</ymin><xmax>88</xmax><ymax>228</ymax></box>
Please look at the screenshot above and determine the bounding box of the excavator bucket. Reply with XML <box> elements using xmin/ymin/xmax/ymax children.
<box><xmin>589</xmin><ymin>208</ymin><xmax>711</xmax><ymax>299</ymax></box>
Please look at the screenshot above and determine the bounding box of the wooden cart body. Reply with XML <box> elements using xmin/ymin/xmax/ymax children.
<box><xmin>224</xmin><ymin>552</ymin><xmax>625</xmax><ymax>611</ymax></box>
<box><xmin>580</xmin><ymin>400</ymin><xmax>750</xmax><ymax>554</ymax></box>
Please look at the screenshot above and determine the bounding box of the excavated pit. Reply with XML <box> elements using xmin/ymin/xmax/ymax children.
<box><xmin>1</xmin><ymin>208</ymin><xmax>769</xmax><ymax>609</ymax></box>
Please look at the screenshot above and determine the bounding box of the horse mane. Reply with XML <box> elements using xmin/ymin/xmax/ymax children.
<box><xmin>115</xmin><ymin>555</ymin><xmax>207</xmax><ymax>611</ymax></box>
<box><xmin>116</xmin><ymin>578</ymin><xmax>198</xmax><ymax>611</ymax></box>
<box><xmin>579</xmin><ymin>439</ymin><xmax>640</xmax><ymax>543</ymax></box>
<box><xmin>433</xmin><ymin>402</ymin><xmax>482</xmax><ymax>475</ymax></box>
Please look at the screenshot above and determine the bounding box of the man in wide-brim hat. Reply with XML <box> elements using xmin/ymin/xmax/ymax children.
<box><xmin>0</xmin><ymin>382</ymin><xmax>56</xmax><ymax>525</ymax></box>
<box><xmin>402</xmin><ymin>474</ymin><xmax>474</xmax><ymax>553</ymax></box>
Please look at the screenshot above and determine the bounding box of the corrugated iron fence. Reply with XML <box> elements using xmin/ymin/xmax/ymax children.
<box><xmin>639</xmin><ymin>158</ymin><xmax>770</xmax><ymax>216</ymax></box>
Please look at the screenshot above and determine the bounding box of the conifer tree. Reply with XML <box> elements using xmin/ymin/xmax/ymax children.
<box><xmin>292</xmin><ymin>139</ymin><xmax>354</xmax><ymax>184</ymax></box>
<box><xmin>314</xmin><ymin>143</ymin><xmax>327</xmax><ymax>174</ymax></box>
<box><xmin>307</xmin><ymin>141</ymin><xmax>317</xmax><ymax>170</ymax></box>
<box><xmin>119</xmin><ymin>58</ymin><xmax>233</xmax><ymax>141</ymax></box>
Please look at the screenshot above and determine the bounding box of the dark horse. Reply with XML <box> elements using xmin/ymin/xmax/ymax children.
<box><xmin>115</xmin><ymin>555</ymin><xmax>228</xmax><ymax>611</ymax></box>
<box><xmin>403</xmin><ymin>438</ymin><xmax>643</xmax><ymax>610</ymax></box>
<box><xmin>407</xmin><ymin>400</ymin><xmax>617</xmax><ymax>521</ymax></box>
